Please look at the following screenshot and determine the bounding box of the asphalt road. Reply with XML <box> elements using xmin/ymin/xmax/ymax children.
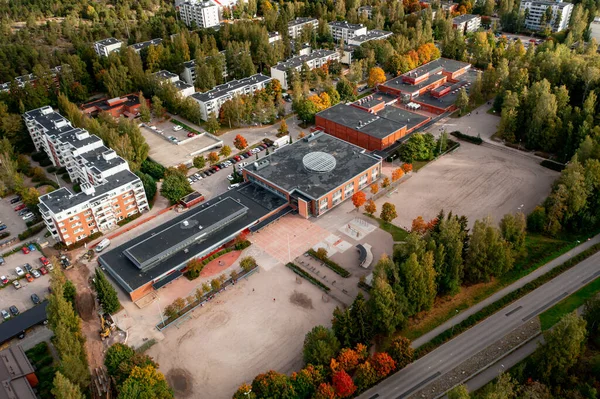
<box><xmin>358</xmin><ymin>252</ymin><xmax>600</xmax><ymax>399</ymax></box>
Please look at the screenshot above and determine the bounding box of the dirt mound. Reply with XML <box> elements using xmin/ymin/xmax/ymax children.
<box><xmin>76</xmin><ymin>291</ymin><xmax>95</xmax><ymax>321</ymax></box>
<box><xmin>289</xmin><ymin>291</ymin><xmax>313</xmax><ymax>309</ymax></box>
<box><xmin>166</xmin><ymin>368</ymin><xmax>193</xmax><ymax>397</ymax></box>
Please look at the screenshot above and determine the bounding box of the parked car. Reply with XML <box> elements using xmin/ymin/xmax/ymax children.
<box><xmin>39</xmin><ymin>257</ymin><xmax>49</xmax><ymax>266</ymax></box>
<box><xmin>60</xmin><ymin>257</ymin><xmax>71</xmax><ymax>269</ymax></box>
<box><xmin>10</xmin><ymin>196</ymin><xmax>21</xmax><ymax>204</ymax></box>
<box><xmin>18</xmin><ymin>209</ymin><xmax>30</xmax><ymax>216</ymax></box>
<box><xmin>46</xmin><ymin>263</ymin><xmax>54</xmax><ymax>271</ymax></box>
<box><xmin>21</xmin><ymin>247</ymin><xmax>30</xmax><ymax>254</ymax></box>
<box><xmin>9</xmin><ymin>306</ymin><xmax>19</xmax><ymax>316</ymax></box>
<box><xmin>32</xmin><ymin>269</ymin><xmax>41</xmax><ymax>278</ymax></box>
<box><xmin>14</xmin><ymin>204</ymin><xmax>27</xmax><ymax>211</ymax></box>
<box><xmin>228</xmin><ymin>183</ymin><xmax>241</xmax><ymax>190</ymax></box>
<box><xmin>187</xmin><ymin>132</ymin><xmax>195</xmax><ymax>137</ymax></box>
<box><xmin>1</xmin><ymin>309</ymin><xmax>9</xmax><ymax>320</ymax></box>
<box><xmin>31</xmin><ymin>294</ymin><xmax>40</xmax><ymax>305</ymax></box>
<box><xmin>0</xmin><ymin>256</ymin><xmax>4</xmax><ymax>265</ymax></box>
<box><xmin>13</xmin><ymin>280</ymin><xmax>22</xmax><ymax>289</ymax></box>
<box><xmin>24</xmin><ymin>264</ymin><xmax>33</xmax><ymax>273</ymax></box>
<box><xmin>1</xmin><ymin>276</ymin><xmax>8</xmax><ymax>284</ymax></box>
<box><xmin>173</xmin><ymin>125</ymin><xmax>183</xmax><ymax>131</ymax></box>
<box><xmin>28</xmin><ymin>244</ymin><xmax>36</xmax><ymax>252</ymax></box>
<box><xmin>0</xmin><ymin>224</ymin><xmax>6</xmax><ymax>231</ymax></box>
<box><xmin>39</xmin><ymin>267</ymin><xmax>48</xmax><ymax>275</ymax></box>
<box><xmin>15</xmin><ymin>267</ymin><xmax>24</xmax><ymax>276</ymax></box>
<box><xmin>22</xmin><ymin>212</ymin><xmax>35</xmax><ymax>220</ymax></box>
<box><xmin>212</xmin><ymin>166</ymin><xmax>220</xmax><ymax>171</ymax></box>
<box><xmin>227</xmin><ymin>174</ymin><xmax>234</xmax><ymax>181</ymax></box>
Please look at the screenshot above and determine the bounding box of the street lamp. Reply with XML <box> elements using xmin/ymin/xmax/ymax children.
<box><xmin>156</xmin><ymin>295</ymin><xmax>166</xmax><ymax>326</ymax></box>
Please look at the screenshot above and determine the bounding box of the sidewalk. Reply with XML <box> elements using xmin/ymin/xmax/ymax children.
<box><xmin>412</xmin><ymin>234</ymin><xmax>600</xmax><ymax>348</ymax></box>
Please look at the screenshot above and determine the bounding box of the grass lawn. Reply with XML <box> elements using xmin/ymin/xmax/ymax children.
<box><xmin>539</xmin><ymin>277</ymin><xmax>600</xmax><ymax>330</ymax></box>
<box><xmin>413</xmin><ymin>160</ymin><xmax>430</xmax><ymax>172</ymax></box>
<box><xmin>398</xmin><ymin>234</ymin><xmax>574</xmax><ymax>341</ymax></box>
<box><xmin>366</xmin><ymin>214</ymin><xmax>410</xmax><ymax>241</ymax></box>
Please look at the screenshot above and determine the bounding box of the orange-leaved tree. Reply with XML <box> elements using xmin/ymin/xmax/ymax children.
<box><xmin>368</xmin><ymin>67</ymin><xmax>386</xmax><ymax>88</ymax></box>
<box><xmin>314</xmin><ymin>383</ymin><xmax>336</xmax><ymax>399</ymax></box>
<box><xmin>233</xmin><ymin>134</ymin><xmax>248</xmax><ymax>150</ymax></box>
<box><xmin>332</xmin><ymin>370</ymin><xmax>356</xmax><ymax>398</ymax></box>
<box><xmin>392</xmin><ymin>168</ymin><xmax>404</xmax><ymax>182</ymax></box>
<box><xmin>402</xmin><ymin>163</ymin><xmax>413</xmax><ymax>173</ymax></box>
<box><xmin>388</xmin><ymin>336</ymin><xmax>414</xmax><ymax>368</ymax></box>
<box><xmin>371</xmin><ymin>352</ymin><xmax>396</xmax><ymax>378</ymax></box>
<box><xmin>370</xmin><ymin>183</ymin><xmax>379</xmax><ymax>195</ymax></box>
<box><xmin>336</xmin><ymin>347</ymin><xmax>360</xmax><ymax>372</ymax></box>
<box><xmin>364</xmin><ymin>200</ymin><xmax>377</xmax><ymax>216</ymax></box>
<box><xmin>351</xmin><ymin>191</ymin><xmax>366</xmax><ymax>212</ymax></box>
<box><xmin>381</xmin><ymin>177</ymin><xmax>390</xmax><ymax>188</ymax></box>
<box><xmin>411</xmin><ymin>216</ymin><xmax>428</xmax><ymax>234</ymax></box>
<box><xmin>208</xmin><ymin>152</ymin><xmax>220</xmax><ymax>165</ymax></box>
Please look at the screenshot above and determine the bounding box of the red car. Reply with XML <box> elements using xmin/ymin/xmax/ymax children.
<box><xmin>246</xmin><ymin>151</ymin><xmax>252</xmax><ymax>157</ymax></box>
<box><xmin>187</xmin><ymin>132</ymin><xmax>195</xmax><ymax>137</ymax></box>
<box><xmin>39</xmin><ymin>267</ymin><xmax>48</xmax><ymax>275</ymax></box>
<box><xmin>234</xmin><ymin>155</ymin><xmax>241</xmax><ymax>161</ymax></box>
<box><xmin>39</xmin><ymin>256</ymin><xmax>49</xmax><ymax>266</ymax></box>
<box><xmin>21</xmin><ymin>247</ymin><xmax>30</xmax><ymax>254</ymax></box>
<box><xmin>212</xmin><ymin>166</ymin><xmax>220</xmax><ymax>171</ymax></box>
<box><xmin>25</xmin><ymin>273</ymin><xmax>34</xmax><ymax>282</ymax></box>
<box><xmin>14</xmin><ymin>204</ymin><xmax>27</xmax><ymax>211</ymax></box>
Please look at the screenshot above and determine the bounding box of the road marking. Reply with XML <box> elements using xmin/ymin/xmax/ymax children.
<box><xmin>521</xmin><ymin>292</ymin><xmax>569</xmax><ymax>322</ymax></box>
<box><xmin>368</xmin><ymin>395</ymin><xmax>380</xmax><ymax>399</ymax></box>
<box><xmin>396</xmin><ymin>371</ymin><xmax>442</xmax><ymax>399</ymax></box>
<box><xmin>505</xmin><ymin>305</ymin><xmax>523</xmax><ymax>316</ymax></box>
<box><xmin>581</xmin><ymin>270</ymin><xmax>600</xmax><ymax>284</ymax></box>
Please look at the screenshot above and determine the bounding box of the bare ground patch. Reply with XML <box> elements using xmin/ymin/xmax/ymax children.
<box><xmin>166</xmin><ymin>368</ymin><xmax>194</xmax><ymax>398</ymax></box>
<box><xmin>289</xmin><ymin>291</ymin><xmax>314</xmax><ymax>309</ymax></box>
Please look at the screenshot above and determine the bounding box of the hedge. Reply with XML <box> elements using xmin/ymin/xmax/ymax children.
<box><xmin>39</xmin><ymin>158</ymin><xmax>52</xmax><ymax>167</ymax></box>
<box><xmin>26</xmin><ymin>219</ymin><xmax>42</xmax><ymax>227</ymax></box>
<box><xmin>307</xmin><ymin>248</ymin><xmax>351</xmax><ymax>277</ymax></box>
<box><xmin>47</xmin><ymin>166</ymin><xmax>57</xmax><ymax>173</ymax></box>
<box><xmin>540</xmin><ymin>159</ymin><xmax>566</xmax><ymax>172</ymax></box>
<box><xmin>31</xmin><ymin>152</ymin><xmax>47</xmax><ymax>162</ymax></box>
<box><xmin>185</xmin><ymin>247</ymin><xmax>234</xmax><ymax>280</ymax></box>
<box><xmin>0</xmin><ymin>232</ymin><xmax>9</xmax><ymax>240</ymax></box>
<box><xmin>56</xmin><ymin>167</ymin><xmax>67</xmax><ymax>174</ymax></box>
<box><xmin>414</xmin><ymin>242</ymin><xmax>600</xmax><ymax>359</ymax></box>
<box><xmin>18</xmin><ymin>224</ymin><xmax>45</xmax><ymax>240</ymax></box>
<box><xmin>450</xmin><ymin>131</ymin><xmax>483</xmax><ymax>145</ymax></box>
<box><xmin>234</xmin><ymin>239</ymin><xmax>251</xmax><ymax>251</ymax></box>
<box><xmin>117</xmin><ymin>212</ymin><xmax>141</xmax><ymax>227</ymax></box>
<box><xmin>286</xmin><ymin>263</ymin><xmax>330</xmax><ymax>291</ymax></box>
<box><xmin>34</xmin><ymin>179</ymin><xmax>59</xmax><ymax>189</ymax></box>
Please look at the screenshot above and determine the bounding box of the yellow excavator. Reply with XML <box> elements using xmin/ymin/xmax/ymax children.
<box><xmin>99</xmin><ymin>313</ymin><xmax>116</xmax><ymax>340</ymax></box>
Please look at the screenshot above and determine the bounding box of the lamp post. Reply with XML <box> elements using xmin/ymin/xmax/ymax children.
<box><xmin>156</xmin><ymin>295</ymin><xmax>165</xmax><ymax>326</ymax></box>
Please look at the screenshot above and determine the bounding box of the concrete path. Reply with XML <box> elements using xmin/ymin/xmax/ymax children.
<box><xmin>412</xmin><ymin>234</ymin><xmax>599</xmax><ymax>348</ymax></box>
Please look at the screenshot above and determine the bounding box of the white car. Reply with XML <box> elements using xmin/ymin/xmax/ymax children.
<box><xmin>15</xmin><ymin>267</ymin><xmax>24</xmax><ymax>276</ymax></box>
<box><xmin>228</xmin><ymin>183</ymin><xmax>241</xmax><ymax>190</ymax></box>
<box><xmin>173</xmin><ymin>125</ymin><xmax>183</xmax><ymax>131</ymax></box>
<box><xmin>1</xmin><ymin>309</ymin><xmax>9</xmax><ymax>320</ymax></box>
<box><xmin>227</xmin><ymin>174</ymin><xmax>234</xmax><ymax>181</ymax></box>
<box><xmin>223</xmin><ymin>161</ymin><xmax>232</xmax><ymax>167</ymax></box>
<box><xmin>32</xmin><ymin>269</ymin><xmax>41</xmax><ymax>278</ymax></box>
<box><xmin>22</xmin><ymin>212</ymin><xmax>34</xmax><ymax>220</ymax></box>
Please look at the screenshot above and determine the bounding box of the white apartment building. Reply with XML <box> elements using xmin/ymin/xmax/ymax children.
<box><xmin>347</xmin><ymin>29</ymin><xmax>393</xmax><ymax>46</ymax></box>
<box><xmin>288</xmin><ymin>17</ymin><xmax>319</xmax><ymax>39</ymax></box>
<box><xmin>23</xmin><ymin>107</ymin><xmax>149</xmax><ymax>245</ymax></box>
<box><xmin>270</xmin><ymin>49</ymin><xmax>340</xmax><ymax>89</ymax></box>
<box><xmin>268</xmin><ymin>32</ymin><xmax>282</xmax><ymax>44</ymax></box>
<box><xmin>94</xmin><ymin>38</ymin><xmax>124</xmax><ymax>57</ymax></box>
<box><xmin>328</xmin><ymin>21</ymin><xmax>368</xmax><ymax>42</ymax></box>
<box><xmin>180</xmin><ymin>53</ymin><xmax>228</xmax><ymax>85</ymax></box>
<box><xmin>452</xmin><ymin>14</ymin><xmax>481</xmax><ymax>33</ymax></box>
<box><xmin>0</xmin><ymin>66</ymin><xmax>62</xmax><ymax>93</ymax></box>
<box><xmin>358</xmin><ymin>5</ymin><xmax>373</xmax><ymax>18</ymax></box>
<box><xmin>179</xmin><ymin>1</ymin><xmax>220</xmax><ymax>28</ymax></box>
<box><xmin>153</xmin><ymin>70</ymin><xmax>195</xmax><ymax>97</ymax></box>
<box><xmin>519</xmin><ymin>0</ymin><xmax>573</xmax><ymax>32</ymax></box>
<box><xmin>190</xmin><ymin>73</ymin><xmax>273</xmax><ymax>120</ymax></box>
<box><xmin>129</xmin><ymin>38</ymin><xmax>163</xmax><ymax>54</ymax></box>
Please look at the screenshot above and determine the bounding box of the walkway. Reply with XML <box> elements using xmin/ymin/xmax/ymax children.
<box><xmin>199</xmin><ymin>251</ymin><xmax>242</xmax><ymax>278</ymax></box>
<box><xmin>412</xmin><ymin>234</ymin><xmax>600</xmax><ymax>348</ymax></box>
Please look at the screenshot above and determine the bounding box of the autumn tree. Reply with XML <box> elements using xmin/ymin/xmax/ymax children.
<box><xmin>314</xmin><ymin>383</ymin><xmax>336</xmax><ymax>399</ymax></box>
<box><xmin>52</xmin><ymin>371</ymin><xmax>84</xmax><ymax>399</ymax></box>
<box><xmin>251</xmin><ymin>370</ymin><xmax>295</xmax><ymax>398</ymax></box>
<box><xmin>303</xmin><ymin>326</ymin><xmax>341</xmax><ymax>367</ymax></box>
<box><xmin>233</xmin><ymin>384</ymin><xmax>256</xmax><ymax>399</ymax></box>
<box><xmin>364</xmin><ymin>200</ymin><xmax>377</xmax><ymax>215</ymax></box>
<box><xmin>380</xmin><ymin>177</ymin><xmax>390</xmax><ymax>188</ymax></box>
<box><xmin>220</xmin><ymin>145</ymin><xmax>232</xmax><ymax>158</ymax></box>
<box><xmin>240</xmin><ymin>256</ymin><xmax>257</xmax><ymax>272</ymax></box>
<box><xmin>402</xmin><ymin>163</ymin><xmax>413</xmax><ymax>173</ymax></box>
<box><xmin>368</xmin><ymin>67</ymin><xmax>386</xmax><ymax>87</ymax></box>
<box><xmin>411</xmin><ymin>216</ymin><xmax>428</xmax><ymax>234</ymax></box>
<box><xmin>138</xmin><ymin>92</ymin><xmax>151</xmax><ymax>123</ymax></box>
<box><xmin>335</xmin><ymin>348</ymin><xmax>360</xmax><ymax>372</ymax></box>
<box><xmin>380</xmin><ymin>202</ymin><xmax>398</xmax><ymax>223</ymax></box>
<box><xmin>387</xmin><ymin>336</ymin><xmax>414</xmax><ymax>368</ymax></box>
<box><xmin>233</xmin><ymin>134</ymin><xmax>248</xmax><ymax>150</ymax></box>
<box><xmin>371</xmin><ymin>352</ymin><xmax>396</xmax><ymax>378</ymax></box>
<box><xmin>332</xmin><ymin>370</ymin><xmax>356</xmax><ymax>398</ymax></box>
<box><xmin>392</xmin><ymin>168</ymin><xmax>404</xmax><ymax>182</ymax></box>
<box><xmin>370</xmin><ymin>183</ymin><xmax>379</xmax><ymax>195</ymax></box>
<box><xmin>118</xmin><ymin>365</ymin><xmax>173</xmax><ymax>398</ymax></box>
<box><xmin>278</xmin><ymin>119</ymin><xmax>289</xmax><ymax>135</ymax></box>
<box><xmin>208</xmin><ymin>152</ymin><xmax>220</xmax><ymax>165</ymax></box>
<box><xmin>290</xmin><ymin>365</ymin><xmax>324</xmax><ymax>399</ymax></box>
<box><xmin>355</xmin><ymin>361</ymin><xmax>378</xmax><ymax>391</ymax></box>
<box><xmin>352</xmin><ymin>191</ymin><xmax>366</xmax><ymax>211</ymax></box>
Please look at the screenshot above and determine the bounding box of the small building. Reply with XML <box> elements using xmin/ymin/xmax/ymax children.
<box><xmin>347</xmin><ymin>29</ymin><xmax>393</xmax><ymax>46</ymax></box>
<box><xmin>590</xmin><ymin>17</ymin><xmax>600</xmax><ymax>43</ymax></box>
<box><xmin>270</xmin><ymin>49</ymin><xmax>340</xmax><ymax>89</ymax></box>
<box><xmin>81</xmin><ymin>93</ymin><xmax>147</xmax><ymax>119</ymax></box>
<box><xmin>153</xmin><ymin>70</ymin><xmax>195</xmax><ymax>97</ymax></box>
<box><xmin>519</xmin><ymin>0</ymin><xmax>573</xmax><ymax>32</ymax></box>
<box><xmin>288</xmin><ymin>17</ymin><xmax>319</xmax><ymax>39</ymax></box>
<box><xmin>268</xmin><ymin>32</ymin><xmax>281</xmax><ymax>44</ymax></box>
<box><xmin>190</xmin><ymin>73</ymin><xmax>273</xmax><ymax>120</ymax></box>
<box><xmin>180</xmin><ymin>52</ymin><xmax>228</xmax><ymax>86</ymax></box>
<box><xmin>452</xmin><ymin>14</ymin><xmax>481</xmax><ymax>33</ymax></box>
<box><xmin>94</xmin><ymin>38</ymin><xmax>123</xmax><ymax>57</ymax></box>
<box><xmin>328</xmin><ymin>21</ymin><xmax>368</xmax><ymax>42</ymax></box>
<box><xmin>0</xmin><ymin>66</ymin><xmax>62</xmax><ymax>93</ymax></box>
<box><xmin>0</xmin><ymin>346</ymin><xmax>38</xmax><ymax>399</ymax></box>
<box><xmin>358</xmin><ymin>5</ymin><xmax>374</xmax><ymax>18</ymax></box>
<box><xmin>129</xmin><ymin>38</ymin><xmax>163</xmax><ymax>54</ymax></box>
<box><xmin>180</xmin><ymin>191</ymin><xmax>205</xmax><ymax>208</ymax></box>
<box><xmin>178</xmin><ymin>0</ymin><xmax>220</xmax><ymax>28</ymax></box>
<box><xmin>243</xmin><ymin>131</ymin><xmax>382</xmax><ymax>218</ymax></box>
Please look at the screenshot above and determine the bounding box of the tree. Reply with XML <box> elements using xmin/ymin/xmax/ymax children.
<box><xmin>151</xmin><ymin>96</ymin><xmax>166</xmax><ymax>119</ymax></box>
<box><xmin>455</xmin><ymin>87</ymin><xmax>469</xmax><ymax>114</ymax></box>
<box><xmin>240</xmin><ymin>256</ymin><xmax>257</xmax><ymax>272</ymax></box>
<box><xmin>63</xmin><ymin>280</ymin><xmax>77</xmax><ymax>309</ymax></box>
<box><xmin>369</xmin><ymin>275</ymin><xmax>406</xmax><ymax>335</ymax></box>
<box><xmin>233</xmin><ymin>384</ymin><xmax>256</xmax><ymax>399</ymax></box>
<box><xmin>94</xmin><ymin>268</ymin><xmax>121</xmax><ymax>314</ymax></box>
<box><xmin>303</xmin><ymin>326</ymin><xmax>341</xmax><ymax>367</ymax></box>
<box><xmin>352</xmin><ymin>191</ymin><xmax>366</xmax><ymax>211</ymax></box>
<box><xmin>251</xmin><ymin>370</ymin><xmax>295</xmax><ymax>398</ymax></box>
<box><xmin>160</xmin><ymin>169</ymin><xmax>192</xmax><ymax>203</ymax></box>
<box><xmin>499</xmin><ymin>212</ymin><xmax>526</xmax><ymax>252</ymax></box>
<box><xmin>365</xmin><ymin>200</ymin><xmax>377</xmax><ymax>215</ymax></box>
<box><xmin>464</xmin><ymin>217</ymin><xmax>513</xmax><ymax>283</ymax></box>
<box><xmin>392</xmin><ymin>168</ymin><xmax>404</xmax><ymax>182</ymax></box>
<box><xmin>448</xmin><ymin>384</ymin><xmax>470</xmax><ymax>399</ymax></box>
<box><xmin>370</xmin><ymin>183</ymin><xmax>379</xmax><ymax>195</ymax></box>
<box><xmin>331</xmin><ymin>370</ymin><xmax>356</xmax><ymax>398</ymax></box>
<box><xmin>105</xmin><ymin>343</ymin><xmax>136</xmax><ymax>377</ymax></box>
<box><xmin>234</xmin><ymin>134</ymin><xmax>248</xmax><ymax>150</ymax></box>
<box><xmin>193</xmin><ymin>156</ymin><xmax>205</xmax><ymax>170</ymax></box>
<box><xmin>220</xmin><ymin>145</ymin><xmax>232</xmax><ymax>157</ymax></box>
<box><xmin>371</xmin><ymin>352</ymin><xmax>396</xmax><ymax>378</ymax></box>
<box><xmin>532</xmin><ymin>312</ymin><xmax>587</xmax><ymax>384</ymax></box>
<box><xmin>368</xmin><ymin>67</ymin><xmax>386</xmax><ymax>87</ymax></box>
<box><xmin>399</xmin><ymin>133</ymin><xmax>436</xmax><ymax>162</ymax></box>
<box><xmin>380</xmin><ymin>202</ymin><xmax>397</xmax><ymax>223</ymax></box>
<box><xmin>336</xmin><ymin>78</ymin><xmax>356</xmax><ymax>101</ymax></box>
<box><xmin>355</xmin><ymin>361</ymin><xmax>378</xmax><ymax>390</ymax></box>
<box><xmin>314</xmin><ymin>383</ymin><xmax>336</xmax><ymax>399</ymax></box>
<box><xmin>138</xmin><ymin>93</ymin><xmax>151</xmax><ymax>123</ymax></box>
<box><xmin>583</xmin><ymin>296</ymin><xmax>600</xmax><ymax>345</ymax></box>
<box><xmin>335</xmin><ymin>348</ymin><xmax>360</xmax><ymax>372</ymax></box>
<box><xmin>381</xmin><ymin>177</ymin><xmax>390</xmax><ymax>188</ymax></box>
<box><xmin>52</xmin><ymin>371</ymin><xmax>84</xmax><ymax>399</ymax></box>
<box><xmin>136</xmin><ymin>171</ymin><xmax>157</xmax><ymax>202</ymax></box>
<box><xmin>118</xmin><ymin>365</ymin><xmax>173</xmax><ymax>399</ymax></box>
<box><xmin>207</xmin><ymin>152</ymin><xmax>220</xmax><ymax>165</ymax></box>
<box><xmin>398</xmin><ymin>252</ymin><xmax>436</xmax><ymax>315</ymax></box>
<box><xmin>387</xmin><ymin>336</ymin><xmax>414</xmax><ymax>368</ymax></box>
<box><xmin>290</xmin><ymin>365</ymin><xmax>324</xmax><ymax>399</ymax></box>
<box><xmin>278</xmin><ymin>119</ymin><xmax>289</xmax><ymax>135</ymax></box>
<box><xmin>205</xmin><ymin>113</ymin><xmax>220</xmax><ymax>133</ymax></box>
<box><xmin>402</xmin><ymin>163</ymin><xmax>413</xmax><ymax>173</ymax></box>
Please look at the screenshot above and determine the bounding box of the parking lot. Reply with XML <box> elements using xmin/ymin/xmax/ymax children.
<box><xmin>0</xmin><ymin>247</ymin><xmax>51</xmax><ymax>321</ymax></box>
<box><xmin>0</xmin><ymin>195</ymin><xmax>33</xmax><ymax>237</ymax></box>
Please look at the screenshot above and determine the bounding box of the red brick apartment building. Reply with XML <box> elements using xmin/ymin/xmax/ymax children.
<box><xmin>81</xmin><ymin>93</ymin><xmax>148</xmax><ymax>118</ymax></box>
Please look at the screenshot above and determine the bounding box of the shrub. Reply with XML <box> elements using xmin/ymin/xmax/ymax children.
<box><xmin>73</xmin><ymin>184</ymin><xmax>81</xmax><ymax>193</ymax></box>
<box><xmin>450</xmin><ymin>131</ymin><xmax>482</xmax><ymax>145</ymax></box>
<box><xmin>56</xmin><ymin>167</ymin><xmax>67</xmax><ymax>174</ymax></box>
<box><xmin>234</xmin><ymin>239</ymin><xmax>251</xmax><ymax>251</ymax></box>
<box><xmin>47</xmin><ymin>166</ymin><xmax>57</xmax><ymax>173</ymax></box>
<box><xmin>0</xmin><ymin>232</ymin><xmax>9</xmax><ymax>240</ymax></box>
<box><xmin>39</xmin><ymin>158</ymin><xmax>52</xmax><ymax>167</ymax></box>
<box><xmin>540</xmin><ymin>159</ymin><xmax>566</xmax><ymax>172</ymax></box>
<box><xmin>19</xmin><ymin>224</ymin><xmax>45</xmax><ymax>240</ymax></box>
<box><xmin>286</xmin><ymin>263</ymin><xmax>330</xmax><ymax>291</ymax></box>
<box><xmin>61</xmin><ymin>173</ymin><xmax>71</xmax><ymax>183</ymax></box>
<box><xmin>307</xmin><ymin>249</ymin><xmax>351</xmax><ymax>277</ymax></box>
<box><xmin>240</xmin><ymin>256</ymin><xmax>257</xmax><ymax>272</ymax></box>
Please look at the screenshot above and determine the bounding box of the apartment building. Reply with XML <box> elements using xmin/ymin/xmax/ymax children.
<box><xmin>328</xmin><ymin>21</ymin><xmax>367</xmax><ymax>42</ymax></box>
<box><xmin>452</xmin><ymin>14</ymin><xmax>481</xmax><ymax>33</ymax></box>
<box><xmin>0</xmin><ymin>66</ymin><xmax>62</xmax><ymax>93</ymax></box>
<box><xmin>153</xmin><ymin>70</ymin><xmax>195</xmax><ymax>97</ymax></box>
<box><xmin>358</xmin><ymin>5</ymin><xmax>373</xmax><ymax>18</ymax></box>
<box><xmin>178</xmin><ymin>0</ymin><xmax>220</xmax><ymax>28</ymax></box>
<box><xmin>268</xmin><ymin>32</ymin><xmax>282</xmax><ymax>44</ymax></box>
<box><xmin>23</xmin><ymin>107</ymin><xmax>149</xmax><ymax>245</ymax></box>
<box><xmin>180</xmin><ymin>52</ymin><xmax>228</xmax><ymax>85</ymax></box>
<box><xmin>190</xmin><ymin>73</ymin><xmax>272</xmax><ymax>120</ymax></box>
<box><xmin>94</xmin><ymin>38</ymin><xmax>123</xmax><ymax>57</ymax></box>
<box><xmin>129</xmin><ymin>38</ymin><xmax>163</xmax><ymax>54</ymax></box>
<box><xmin>270</xmin><ymin>49</ymin><xmax>340</xmax><ymax>89</ymax></box>
<box><xmin>519</xmin><ymin>0</ymin><xmax>573</xmax><ymax>31</ymax></box>
<box><xmin>288</xmin><ymin>17</ymin><xmax>319</xmax><ymax>39</ymax></box>
<box><xmin>347</xmin><ymin>29</ymin><xmax>393</xmax><ymax>46</ymax></box>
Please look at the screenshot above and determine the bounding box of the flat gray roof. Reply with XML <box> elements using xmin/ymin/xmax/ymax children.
<box><xmin>272</xmin><ymin>49</ymin><xmax>338</xmax><ymax>71</ymax></box>
<box><xmin>0</xmin><ymin>346</ymin><xmax>36</xmax><ymax>399</ymax></box>
<box><xmin>401</xmin><ymin>57</ymin><xmax>471</xmax><ymax>79</ymax></box>
<box><xmin>129</xmin><ymin>38</ymin><xmax>163</xmax><ymax>51</ymax></box>
<box><xmin>244</xmin><ymin>131</ymin><xmax>380</xmax><ymax>199</ymax></box>
<box><xmin>288</xmin><ymin>17</ymin><xmax>318</xmax><ymax>27</ymax></box>
<box><xmin>452</xmin><ymin>14</ymin><xmax>479</xmax><ymax>24</ymax></box>
<box><xmin>329</xmin><ymin>21</ymin><xmax>365</xmax><ymax>30</ymax></box>
<box><xmin>191</xmin><ymin>73</ymin><xmax>271</xmax><ymax>103</ymax></box>
<box><xmin>349</xmin><ymin>30</ymin><xmax>392</xmax><ymax>43</ymax></box>
<box><xmin>317</xmin><ymin>103</ymin><xmax>405</xmax><ymax>139</ymax></box>
<box><xmin>96</xmin><ymin>38</ymin><xmax>121</xmax><ymax>46</ymax></box>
